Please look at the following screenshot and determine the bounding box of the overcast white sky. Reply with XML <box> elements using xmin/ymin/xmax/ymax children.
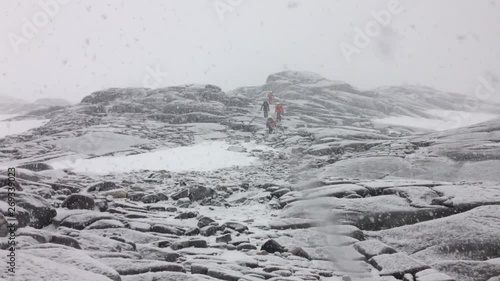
<box><xmin>1</xmin><ymin>0</ymin><xmax>499</xmax><ymax>103</ymax></box>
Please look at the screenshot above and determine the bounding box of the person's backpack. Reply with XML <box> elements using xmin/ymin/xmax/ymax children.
<box><xmin>267</xmin><ymin>118</ymin><xmax>276</xmax><ymax>128</ymax></box>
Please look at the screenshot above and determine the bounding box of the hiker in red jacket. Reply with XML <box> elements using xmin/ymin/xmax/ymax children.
<box><xmin>266</xmin><ymin>115</ymin><xmax>276</xmax><ymax>133</ymax></box>
<box><xmin>267</xmin><ymin>91</ymin><xmax>274</xmax><ymax>104</ymax></box>
<box><xmin>275</xmin><ymin>102</ymin><xmax>284</xmax><ymax>121</ymax></box>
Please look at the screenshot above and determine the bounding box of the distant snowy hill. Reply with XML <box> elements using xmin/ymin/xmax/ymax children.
<box><xmin>231</xmin><ymin>70</ymin><xmax>500</xmax><ymax>122</ymax></box>
<box><xmin>0</xmin><ymin>95</ymin><xmax>71</xmax><ymax>116</ymax></box>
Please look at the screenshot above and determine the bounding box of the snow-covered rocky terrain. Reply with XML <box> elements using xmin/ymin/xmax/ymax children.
<box><xmin>1</xmin><ymin>71</ymin><xmax>500</xmax><ymax>281</ymax></box>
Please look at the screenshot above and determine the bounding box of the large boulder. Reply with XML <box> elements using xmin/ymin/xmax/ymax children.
<box><xmin>99</xmin><ymin>258</ymin><xmax>185</xmax><ymax>275</ymax></box>
<box><xmin>136</xmin><ymin>245</ymin><xmax>180</xmax><ymax>262</ymax></box>
<box><xmin>141</xmin><ymin>194</ymin><xmax>161</xmax><ymax>203</ymax></box>
<box><xmin>222</xmin><ymin>222</ymin><xmax>248</xmax><ymax>233</ymax></box>
<box><xmin>301</xmin><ymin>184</ymin><xmax>369</xmax><ymax>199</ymax></box>
<box><xmin>433</xmin><ymin>260</ymin><xmax>500</xmax><ymax>281</ymax></box>
<box><xmin>0</xmin><ymin>249</ymin><xmax>114</xmax><ymax>281</ymax></box>
<box><xmin>353</xmin><ymin>240</ymin><xmax>397</xmax><ymax>259</ymax></box>
<box><xmin>0</xmin><ymin>176</ymin><xmax>23</xmax><ymax>191</ymax></box>
<box><xmin>200</xmin><ymin>225</ymin><xmax>219</xmax><ymax>237</ymax></box>
<box><xmin>48</xmin><ymin>182</ymin><xmax>82</xmax><ymax>193</ymax></box>
<box><xmin>280</xmin><ymin>195</ymin><xmax>454</xmax><ymax>230</ymax></box>
<box><xmin>85</xmin><ymin>220</ymin><xmax>125</xmax><ymax>230</ymax></box>
<box><xmin>17</xmin><ymin>228</ymin><xmax>81</xmax><ymax>249</ymax></box>
<box><xmin>87</xmin><ymin>182</ymin><xmax>120</xmax><ymax>193</ymax></box>
<box><xmin>10</xmin><ymin>168</ymin><xmax>46</xmax><ymax>182</ymax></box>
<box><xmin>61</xmin><ymin>194</ymin><xmax>95</xmax><ymax>210</ymax></box>
<box><xmin>59</xmin><ymin>211</ymin><xmax>116</xmax><ymax>230</ymax></box>
<box><xmin>188</xmin><ymin>185</ymin><xmax>215</xmax><ymax>201</ymax></box>
<box><xmin>170</xmin><ymin>189</ymin><xmax>189</xmax><ymax>200</ymax></box>
<box><xmin>0</xmin><ymin>200</ymin><xmax>30</xmax><ymax>228</ymax></box>
<box><xmin>374</xmin><ymin>205</ymin><xmax>500</xmax><ymax>280</ymax></box>
<box><xmin>0</xmin><ymin>191</ymin><xmax>56</xmax><ymax>228</ymax></box>
<box><xmin>197</xmin><ymin>216</ymin><xmax>215</xmax><ymax>228</ymax></box>
<box><xmin>17</xmin><ymin>163</ymin><xmax>54</xmax><ymax>172</ymax></box>
<box><xmin>20</xmin><ymin>246</ymin><xmax>120</xmax><ymax>281</ymax></box>
<box><xmin>170</xmin><ymin>239</ymin><xmax>207</xmax><ymax>250</ymax></box>
<box><xmin>261</xmin><ymin>239</ymin><xmax>286</xmax><ymax>253</ymax></box>
<box><xmin>413</xmin><ymin>118</ymin><xmax>500</xmax><ymax>165</ymax></box>
<box><xmin>415</xmin><ymin>269</ymin><xmax>456</xmax><ymax>281</ymax></box>
<box><xmin>151</xmin><ymin>225</ymin><xmax>184</xmax><ymax>236</ymax></box>
<box><xmin>369</xmin><ymin>253</ymin><xmax>430</xmax><ymax>278</ymax></box>
<box><xmin>65</xmin><ymin>231</ymin><xmax>135</xmax><ymax>252</ymax></box>
<box><xmin>430</xmin><ymin>183</ymin><xmax>500</xmax><ymax>211</ymax></box>
<box><xmin>99</xmin><ymin>189</ymin><xmax>128</xmax><ymax>199</ymax></box>
<box><xmin>0</xmin><ymin>213</ymin><xmax>8</xmax><ymax>237</ymax></box>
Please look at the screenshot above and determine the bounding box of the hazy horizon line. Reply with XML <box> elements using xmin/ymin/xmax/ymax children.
<box><xmin>0</xmin><ymin>70</ymin><xmax>481</xmax><ymax>104</ymax></box>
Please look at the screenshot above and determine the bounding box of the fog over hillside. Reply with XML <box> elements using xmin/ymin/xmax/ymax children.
<box><xmin>1</xmin><ymin>0</ymin><xmax>499</xmax><ymax>102</ymax></box>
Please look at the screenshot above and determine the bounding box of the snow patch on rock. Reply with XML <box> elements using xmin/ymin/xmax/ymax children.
<box><xmin>49</xmin><ymin>141</ymin><xmax>260</xmax><ymax>174</ymax></box>
<box><xmin>373</xmin><ymin>110</ymin><xmax>498</xmax><ymax>131</ymax></box>
<box><xmin>0</xmin><ymin>118</ymin><xmax>49</xmax><ymax>138</ymax></box>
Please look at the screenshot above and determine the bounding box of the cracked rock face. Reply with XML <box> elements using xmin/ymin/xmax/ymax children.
<box><xmin>1</xmin><ymin>71</ymin><xmax>500</xmax><ymax>281</ymax></box>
